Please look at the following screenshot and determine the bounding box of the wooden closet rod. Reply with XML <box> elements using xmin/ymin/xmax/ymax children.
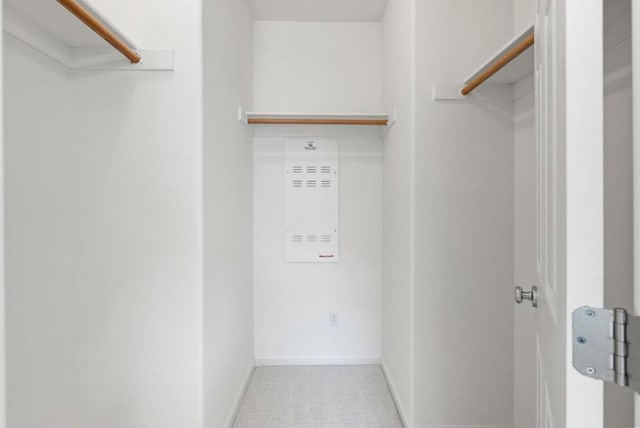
<box><xmin>461</xmin><ymin>33</ymin><xmax>535</xmax><ymax>96</ymax></box>
<box><xmin>247</xmin><ymin>118</ymin><xmax>389</xmax><ymax>126</ymax></box>
<box><xmin>57</xmin><ymin>0</ymin><xmax>141</xmax><ymax>64</ymax></box>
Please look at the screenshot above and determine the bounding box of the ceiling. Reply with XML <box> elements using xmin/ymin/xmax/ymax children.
<box><xmin>250</xmin><ymin>0</ymin><xmax>389</xmax><ymax>22</ymax></box>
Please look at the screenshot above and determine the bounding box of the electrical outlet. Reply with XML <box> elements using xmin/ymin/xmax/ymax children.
<box><xmin>329</xmin><ymin>312</ymin><xmax>339</xmax><ymax>327</ymax></box>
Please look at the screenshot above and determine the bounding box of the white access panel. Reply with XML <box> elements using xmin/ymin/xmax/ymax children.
<box><xmin>285</xmin><ymin>138</ymin><xmax>339</xmax><ymax>263</ymax></box>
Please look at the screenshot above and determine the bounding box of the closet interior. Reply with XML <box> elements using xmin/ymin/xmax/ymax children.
<box><xmin>1</xmin><ymin>0</ymin><xmax>634</xmax><ymax>427</ymax></box>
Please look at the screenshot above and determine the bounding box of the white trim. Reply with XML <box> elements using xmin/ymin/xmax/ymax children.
<box><xmin>242</xmin><ymin>112</ymin><xmax>390</xmax><ymax>125</ymax></box>
<box><xmin>632</xmin><ymin>0</ymin><xmax>640</xmax><ymax>425</ymax></box>
<box><xmin>413</xmin><ymin>425</ymin><xmax>512</xmax><ymax>428</ymax></box>
<box><xmin>431</xmin><ymin>83</ymin><xmax>466</xmax><ymax>101</ymax></box>
<box><xmin>0</xmin><ymin>2</ymin><xmax>5</xmax><ymax>427</ymax></box>
<box><xmin>68</xmin><ymin>48</ymin><xmax>174</xmax><ymax>71</ymax></box>
<box><xmin>255</xmin><ymin>357</ymin><xmax>381</xmax><ymax>366</ymax></box>
<box><xmin>431</xmin><ymin>83</ymin><xmax>515</xmax><ymax>102</ymax></box>
<box><xmin>3</xmin><ymin>4</ymin><xmax>174</xmax><ymax>71</ymax></box>
<box><xmin>408</xmin><ymin>0</ymin><xmax>417</xmax><ymax>423</ymax></box>
<box><xmin>381</xmin><ymin>362</ymin><xmax>409</xmax><ymax>428</ymax></box>
<box><xmin>226</xmin><ymin>361</ymin><xmax>256</xmax><ymax>428</ymax></box>
<box><xmin>565</xmin><ymin>0</ymin><xmax>604</xmax><ymax>426</ymax></box>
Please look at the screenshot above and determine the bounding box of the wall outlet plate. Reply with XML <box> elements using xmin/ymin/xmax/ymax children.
<box><xmin>329</xmin><ymin>312</ymin><xmax>339</xmax><ymax>327</ymax></box>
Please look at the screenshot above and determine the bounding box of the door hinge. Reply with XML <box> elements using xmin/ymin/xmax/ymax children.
<box><xmin>572</xmin><ymin>306</ymin><xmax>640</xmax><ymax>392</ymax></box>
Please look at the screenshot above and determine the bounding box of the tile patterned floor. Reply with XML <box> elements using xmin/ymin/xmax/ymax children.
<box><xmin>233</xmin><ymin>365</ymin><xmax>403</xmax><ymax>428</ymax></box>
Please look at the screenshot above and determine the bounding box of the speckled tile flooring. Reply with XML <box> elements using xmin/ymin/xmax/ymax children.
<box><xmin>232</xmin><ymin>365</ymin><xmax>403</xmax><ymax>428</ymax></box>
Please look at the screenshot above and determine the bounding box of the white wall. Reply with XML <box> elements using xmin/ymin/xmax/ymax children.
<box><xmin>514</xmin><ymin>0</ymin><xmax>535</xmax><ymax>30</ymax></box>
<box><xmin>202</xmin><ymin>0</ymin><xmax>255</xmax><ymax>426</ymax></box>
<box><xmin>253</xmin><ymin>126</ymin><xmax>383</xmax><ymax>364</ymax></box>
<box><xmin>381</xmin><ymin>0</ymin><xmax>415</xmax><ymax>424</ymax></box>
<box><xmin>4</xmin><ymin>35</ymin><xmax>74</xmax><ymax>428</ymax></box>
<box><xmin>413</xmin><ymin>1</ymin><xmax>514</xmax><ymax>426</ymax></box>
<box><xmin>253</xmin><ymin>21</ymin><xmax>383</xmax><ymax>113</ymax></box>
<box><xmin>252</xmin><ymin>21</ymin><xmax>384</xmax><ymax>365</ymax></box>
<box><xmin>70</xmin><ymin>0</ymin><xmax>203</xmax><ymax>427</ymax></box>
<box><xmin>5</xmin><ymin>1</ymin><xmax>257</xmax><ymax>426</ymax></box>
<box><xmin>603</xmin><ymin>1</ymin><xmax>634</xmax><ymax>427</ymax></box>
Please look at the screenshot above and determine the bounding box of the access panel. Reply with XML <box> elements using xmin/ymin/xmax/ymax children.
<box><xmin>284</xmin><ymin>138</ymin><xmax>339</xmax><ymax>263</ymax></box>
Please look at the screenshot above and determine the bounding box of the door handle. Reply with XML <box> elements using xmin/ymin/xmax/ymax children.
<box><xmin>515</xmin><ymin>286</ymin><xmax>538</xmax><ymax>308</ymax></box>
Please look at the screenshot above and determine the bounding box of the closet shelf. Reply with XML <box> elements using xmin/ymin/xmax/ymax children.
<box><xmin>4</xmin><ymin>0</ymin><xmax>174</xmax><ymax>71</ymax></box>
<box><xmin>242</xmin><ymin>112</ymin><xmax>391</xmax><ymax>126</ymax></box>
<box><xmin>58</xmin><ymin>0</ymin><xmax>140</xmax><ymax>64</ymax></box>
<box><xmin>461</xmin><ymin>23</ymin><xmax>535</xmax><ymax>95</ymax></box>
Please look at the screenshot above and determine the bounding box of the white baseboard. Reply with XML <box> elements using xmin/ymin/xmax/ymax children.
<box><xmin>414</xmin><ymin>426</ymin><xmax>512</xmax><ymax>428</ymax></box>
<box><xmin>381</xmin><ymin>361</ymin><xmax>410</xmax><ymax>428</ymax></box>
<box><xmin>255</xmin><ymin>356</ymin><xmax>381</xmax><ymax>366</ymax></box>
<box><xmin>227</xmin><ymin>360</ymin><xmax>256</xmax><ymax>428</ymax></box>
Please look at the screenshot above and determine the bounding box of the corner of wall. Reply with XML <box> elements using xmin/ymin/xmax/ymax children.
<box><xmin>226</xmin><ymin>360</ymin><xmax>256</xmax><ymax>428</ymax></box>
<box><xmin>381</xmin><ymin>0</ymin><xmax>418</xmax><ymax>426</ymax></box>
<box><xmin>202</xmin><ymin>0</ymin><xmax>255</xmax><ymax>426</ymax></box>
<box><xmin>381</xmin><ymin>360</ymin><xmax>410</xmax><ymax>428</ymax></box>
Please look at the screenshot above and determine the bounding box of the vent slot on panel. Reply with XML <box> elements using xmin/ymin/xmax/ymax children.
<box><xmin>321</xmin><ymin>235</ymin><xmax>332</xmax><ymax>243</ymax></box>
<box><xmin>321</xmin><ymin>166</ymin><xmax>332</xmax><ymax>174</ymax></box>
<box><xmin>321</xmin><ymin>180</ymin><xmax>331</xmax><ymax>188</ymax></box>
<box><xmin>292</xmin><ymin>180</ymin><xmax>303</xmax><ymax>188</ymax></box>
<box><xmin>292</xmin><ymin>235</ymin><xmax>303</xmax><ymax>243</ymax></box>
<box><xmin>306</xmin><ymin>180</ymin><xmax>317</xmax><ymax>188</ymax></box>
<box><xmin>292</xmin><ymin>166</ymin><xmax>303</xmax><ymax>173</ymax></box>
<box><xmin>307</xmin><ymin>166</ymin><xmax>317</xmax><ymax>174</ymax></box>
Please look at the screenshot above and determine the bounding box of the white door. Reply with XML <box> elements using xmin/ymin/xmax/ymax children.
<box><xmin>534</xmin><ymin>0</ymin><xmax>604</xmax><ymax>427</ymax></box>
